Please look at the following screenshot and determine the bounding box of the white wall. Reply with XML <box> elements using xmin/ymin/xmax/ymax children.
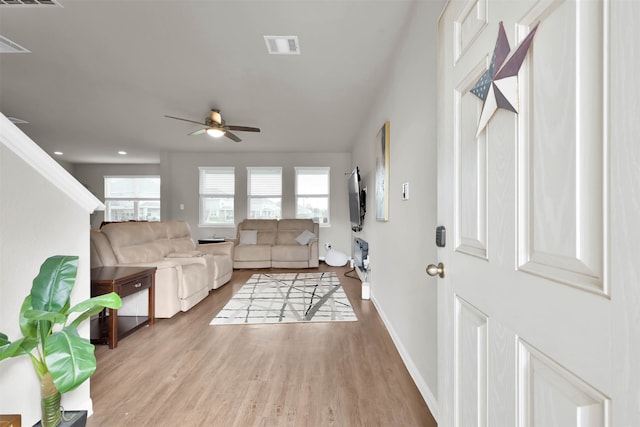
<box><xmin>68</xmin><ymin>2</ymin><xmax>441</xmax><ymax>417</ymax></box>
<box><xmin>163</xmin><ymin>151</ymin><xmax>352</xmax><ymax>253</ymax></box>
<box><xmin>350</xmin><ymin>0</ymin><xmax>441</xmax><ymax>416</ymax></box>
<box><xmin>0</xmin><ymin>146</ymin><xmax>94</xmax><ymax>426</ymax></box>
<box><xmin>74</xmin><ymin>163</ymin><xmax>161</xmax><ymax>228</ymax></box>
<box><xmin>74</xmin><ymin>152</ymin><xmax>353</xmax><ymax>254</ymax></box>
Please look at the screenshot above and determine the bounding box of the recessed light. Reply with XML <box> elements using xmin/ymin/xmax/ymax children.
<box><xmin>264</xmin><ymin>36</ymin><xmax>300</xmax><ymax>55</ymax></box>
<box><xmin>118</xmin><ymin>151</ymin><xmax>127</xmax><ymax>155</ymax></box>
<box><xmin>53</xmin><ymin>151</ymin><xmax>63</xmax><ymax>156</ymax></box>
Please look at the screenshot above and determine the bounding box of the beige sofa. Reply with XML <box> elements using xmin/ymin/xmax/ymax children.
<box><xmin>90</xmin><ymin>221</ymin><xmax>234</xmax><ymax>318</ymax></box>
<box><xmin>233</xmin><ymin>219</ymin><xmax>319</xmax><ymax>269</ymax></box>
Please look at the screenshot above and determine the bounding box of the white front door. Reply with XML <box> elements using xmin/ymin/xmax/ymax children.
<box><xmin>436</xmin><ymin>1</ymin><xmax>640</xmax><ymax>425</ymax></box>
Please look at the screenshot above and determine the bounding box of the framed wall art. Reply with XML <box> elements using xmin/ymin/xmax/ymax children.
<box><xmin>375</xmin><ymin>121</ymin><xmax>390</xmax><ymax>221</ymax></box>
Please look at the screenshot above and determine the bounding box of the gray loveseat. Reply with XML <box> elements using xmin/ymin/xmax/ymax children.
<box><xmin>233</xmin><ymin>219</ymin><xmax>319</xmax><ymax>269</ymax></box>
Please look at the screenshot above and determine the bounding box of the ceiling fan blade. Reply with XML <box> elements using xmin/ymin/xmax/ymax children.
<box><xmin>224</xmin><ymin>131</ymin><xmax>242</xmax><ymax>142</ymax></box>
<box><xmin>165</xmin><ymin>115</ymin><xmax>207</xmax><ymax>126</ymax></box>
<box><xmin>226</xmin><ymin>125</ymin><xmax>261</xmax><ymax>132</ymax></box>
<box><xmin>188</xmin><ymin>128</ymin><xmax>207</xmax><ymax>136</ymax></box>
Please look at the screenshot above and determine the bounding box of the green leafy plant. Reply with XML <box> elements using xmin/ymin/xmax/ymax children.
<box><xmin>0</xmin><ymin>255</ymin><xmax>122</xmax><ymax>427</ymax></box>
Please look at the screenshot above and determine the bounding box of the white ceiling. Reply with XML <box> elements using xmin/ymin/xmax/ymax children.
<box><xmin>0</xmin><ymin>0</ymin><xmax>424</xmax><ymax>164</ymax></box>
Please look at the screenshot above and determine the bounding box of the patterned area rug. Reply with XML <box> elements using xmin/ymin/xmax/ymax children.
<box><xmin>210</xmin><ymin>272</ymin><xmax>357</xmax><ymax>324</ymax></box>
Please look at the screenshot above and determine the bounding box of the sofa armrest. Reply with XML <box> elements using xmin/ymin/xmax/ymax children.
<box><xmin>197</xmin><ymin>241</ymin><xmax>234</xmax><ymax>257</ymax></box>
<box><xmin>308</xmin><ymin>239</ymin><xmax>319</xmax><ymax>267</ymax></box>
<box><xmin>116</xmin><ymin>259</ymin><xmax>182</xmax><ymax>269</ymax></box>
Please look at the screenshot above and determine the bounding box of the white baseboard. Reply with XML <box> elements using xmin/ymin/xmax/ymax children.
<box><xmin>370</xmin><ymin>293</ymin><xmax>439</xmax><ymax>422</ymax></box>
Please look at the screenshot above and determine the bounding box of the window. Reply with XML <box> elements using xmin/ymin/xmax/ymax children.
<box><xmin>295</xmin><ymin>167</ymin><xmax>330</xmax><ymax>225</ymax></box>
<box><xmin>247</xmin><ymin>167</ymin><xmax>282</xmax><ymax>219</ymax></box>
<box><xmin>199</xmin><ymin>167</ymin><xmax>235</xmax><ymax>226</ymax></box>
<box><xmin>104</xmin><ymin>176</ymin><xmax>161</xmax><ymax>222</ymax></box>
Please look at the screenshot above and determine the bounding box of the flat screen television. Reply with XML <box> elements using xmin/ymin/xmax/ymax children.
<box><xmin>348</xmin><ymin>167</ymin><xmax>366</xmax><ymax>232</ymax></box>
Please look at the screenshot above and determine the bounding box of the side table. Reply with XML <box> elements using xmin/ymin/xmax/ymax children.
<box><xmin>90</xmin><ymin>266</ymin><xmax>156</xmax><ymax>349</ymax></box>
<box><xmin>198</xmin><ymin>238</ymin><xmax>226</xmax><ymax>244</ymax></box>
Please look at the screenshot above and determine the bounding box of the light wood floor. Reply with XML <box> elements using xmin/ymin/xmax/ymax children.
<box><xmin>88</xmin><ymin>264</ymin><xmax>437</xmax><ymax>427</ymax></box>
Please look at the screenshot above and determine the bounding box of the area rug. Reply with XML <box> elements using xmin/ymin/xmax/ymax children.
<box><xmin>210</xmin><ymin>272</ymin><xmax>357</xmax><ymax>325</ymax></box>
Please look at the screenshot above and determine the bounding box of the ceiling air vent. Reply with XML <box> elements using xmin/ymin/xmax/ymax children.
<box><xmin>0</xmin><ymin>35</ymin><xmax>30</xmax><ymax>53</ymax></box>
<box><xmin>0</xmin><ymin>0</ymin><xmax>61</xmax><ymax>6</ymax></box>
<box><xmin>264</xmin><ymin>36</ymin><xmax>300</xmax><ymax>55</ymax></box>
<box><xmin>7</xmin><ymin>116</ymin><xmax>29</xmax><ymax>124</ymax></box>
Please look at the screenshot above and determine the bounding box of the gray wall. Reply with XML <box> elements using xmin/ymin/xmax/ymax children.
<box><xmin>350</xmin><ymin>0</ymin><xmax>440</xmax><ymax>413</ymax></box>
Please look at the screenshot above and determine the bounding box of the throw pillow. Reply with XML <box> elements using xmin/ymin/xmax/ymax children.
<box><xmin>295</xmin><ymin>229</ymin><xmax>316</xmax><ymax>245</ymax></box>
<box><xmin>239</xmin><ymin>229</ymin><xmax>258</xmax><ymax>245</ymax></box>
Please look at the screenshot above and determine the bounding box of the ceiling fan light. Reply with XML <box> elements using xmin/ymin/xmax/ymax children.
<box><xmin>206</xmin><ymin>127</ymin><xmax>225</xmax><ymax>138</ymax></box>
<box><xmin>210</xmin><ymin>110</ymin><xmax>222</xmax><ymax>124</ymax></box>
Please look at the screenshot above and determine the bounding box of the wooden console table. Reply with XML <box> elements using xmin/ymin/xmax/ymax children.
<box><xmin>90</xmin><ymin>266</ymin><xmax>156</xmax><ymax>349</ymax></box>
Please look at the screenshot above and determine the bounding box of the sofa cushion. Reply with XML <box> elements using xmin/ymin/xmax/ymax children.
<box><xmin>238</xmin><ymin>219</ymin><xmax>277</xmax><ymax>245</ymax></box>
<box><xmin>101</xmin><ymin>223</ymin><xmax>166</xmax><ymax>264</ymax></box>
<box><xmin>295</xmin><ymin>229</ymin><xmax>316</xmax><ymax>245</ymax></box>
<box><xmin>148</xmin><ymin>221</ymin><xmax>169</xmax><ymax>240</ymax></box>
<box><xmin>276</xmin><ymin>230</ymin><xmax>300</xmax><ymax>245</ymax></box>
<box><xmin>272</xmin><ymin>244</ymin><xmax>310</xmax><ymax>262</ymax></box>
<box><xmin>276</xmin><ymin>218</ymin><xmax>316</xmax><ymax>245</ymax></box>
<box><xmin>257</xmin><ymin>231</ymin><xmax>277</xmax><ymax>245</ymax></box>
<box><xmin>234</xmin><ymin>244</ymin><xmax>272</xmax><ymax>262</ymax></box>
<box><xmin>165</xmin><ymin>221</ymin><xmax>197</xmax><ymax>251</ymax></box>
<box><xmin>239</xmin><ymin>229</ymin><xmax>258</xmax><ymax>245</ymax></box>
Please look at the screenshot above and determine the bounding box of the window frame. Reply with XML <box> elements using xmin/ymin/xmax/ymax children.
<box><xmin>294</xmin><ymin>166</ymin><xmax>330</xmax><ymax>226</ymax></box>
<box><xmin>103</xmin><ymin>175</ymin><xmax>161</xmax><ymax>222</ymax></box>
<box><xmin>247</xmin><ymin>166</ymin><xmax>283</xmax><ymax>219</ymax></box>
<box><xmin>199</xmin><ymin>167</ymin><xmax>236</xmax><ymax>227</ymax></box>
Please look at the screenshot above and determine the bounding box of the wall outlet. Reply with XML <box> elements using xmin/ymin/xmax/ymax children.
<box><xmin>362</xmin><ymin>281</ymin><xmax>370</xmax><ymax>300</ymax></box>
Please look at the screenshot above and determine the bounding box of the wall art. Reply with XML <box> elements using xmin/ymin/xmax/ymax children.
<box><xmin>375</xmin><ymin>121</ymin><xmax>390</xmax><ymax>221</ymax></box>
<box><xmin>470</xmin><ymin>21</ymin><xmax>539</xmax><ymax>136</ymax></box>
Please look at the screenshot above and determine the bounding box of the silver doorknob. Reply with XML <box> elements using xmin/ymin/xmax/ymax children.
<box><xmin>426</xmin><ymin>262</ymin><xmax>445</xmax><ymax>278</ymax></box>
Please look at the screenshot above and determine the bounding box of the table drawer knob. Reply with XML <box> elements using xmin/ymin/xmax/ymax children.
<box><xmin>134</xmin><ymin>282</ymin><xmax>142</xmax><ymax>288</ymax></box>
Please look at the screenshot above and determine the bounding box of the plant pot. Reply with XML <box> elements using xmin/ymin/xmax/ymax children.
<box><xmin>33</xmin><ymin>411</ymin><xmax>87</xmax><ymax>427</ymax></box>
<box><xmin>35</xmin><ymin>373</ymin><xmax>87</xmax><ymax>427</ymax></box>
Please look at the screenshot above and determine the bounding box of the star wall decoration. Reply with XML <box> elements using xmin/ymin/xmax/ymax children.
<box><xmin>470</xmin><ymin>21</ymin><xmax>540</xmax><ymax>137</ymax></box>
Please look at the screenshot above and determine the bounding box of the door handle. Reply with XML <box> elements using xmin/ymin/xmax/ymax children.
<box><xmin>426</xmin><ymin>262</ymin><xmax>445</xmax><ymax>278</ymax></box>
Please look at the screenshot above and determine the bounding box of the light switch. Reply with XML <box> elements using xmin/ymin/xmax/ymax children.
<box><xmin>179</xmin><ymin>203</ymin><xmax>184</xmax><ymax>210</ymax></box>
<box><xmin>402</xmin><ymin>182</ymin><xmax>409</xmax><ymax>200</ymax></box>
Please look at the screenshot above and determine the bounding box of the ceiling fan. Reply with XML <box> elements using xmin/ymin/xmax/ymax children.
<box><xmin>164</xmin><ymin>109</ymin><xmax>260</xmax><ymax>142</ymax></box>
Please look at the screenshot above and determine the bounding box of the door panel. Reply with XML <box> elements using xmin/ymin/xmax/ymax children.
<box><xmin>437</xmin><ymin>1</ymin><xmax>615</xmax><ymax>426</ymax></box>
<box><xmin>516</xmin><ymin>0</ymin><xmax>607</xmax><ymax>294</ymax></box>
<box><xmin>517</xmin><ymin>339</ymin><xmax>609</xmax><ymax>427</ymax></box>
<box><xmin>454</xmin><ymin>0</ymin><xmax>488</xmax><ymax>63</ymax></box>
<box><xmin>455</xmin><ymin>296</ymin><xmax>488</xmax><ymax>427</ymax></box>
<box><xmin>455</xmin><ymin>60</ymin><xmax>489</xmax><ymax>259</ymax></box>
